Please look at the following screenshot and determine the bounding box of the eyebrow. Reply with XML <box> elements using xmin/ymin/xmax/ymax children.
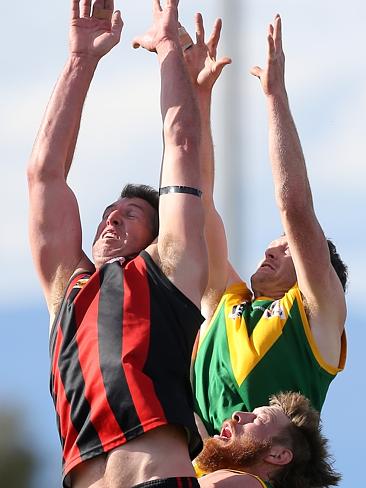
<box><xmin>253</xmin><ymin>408</ymin><xmax>274</xmax><ymax>421</ymax></box>
<box><xmin>102</xmin><ymin>202</ymin><xmax>146</xmax><ymax>218</ymax></box>
<box><xmin>126</xmin><ymin>202</ymin><xmax>145</xmax><ymax>212</ymax></box>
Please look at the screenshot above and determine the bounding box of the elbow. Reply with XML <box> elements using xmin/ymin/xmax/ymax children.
<box><xmin>27</xmin><ymin>156</ymin><xmax>64</xmax><ymax>185</ymax></box>
<box><xmin>275</xmin><ymin>182</ymin><xmax>314</xmax><ymax>215</ymax></box>
<box><xmin>27</xmin><ymin>158</ymin><xmax>42</xmax><ymax>185</ymax></box>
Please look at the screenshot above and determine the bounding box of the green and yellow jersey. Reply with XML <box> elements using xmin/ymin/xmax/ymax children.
<box><xmin>192</xmin><ymin>282</ymin><xmax>346</xmax><ymax>436</ymax></box>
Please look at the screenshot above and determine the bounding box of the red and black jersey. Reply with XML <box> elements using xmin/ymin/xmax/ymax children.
<box><xmin>49</xmin><ymin>251</ymin><xmax>204</xmax><ymax>487</ymax></box>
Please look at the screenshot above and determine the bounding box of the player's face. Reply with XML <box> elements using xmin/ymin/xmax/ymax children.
<box><xmin>251</xmin><ymin>236</ymin><xmax>296</xmax><ymax>298</ymax></box>
<box><xmin>195</xmin><ymin>405</ymin><xmax>291</xmax><ymax>474</ymax></box>
<box><xmin>92</xmin><ymin>197</ymin><xmax>156</xmax><ymax>267</ymax></box>
<box><xmin>217</xmin><ymin>405</ymin><xmax>290</xmax><ymax>444</ymax></box>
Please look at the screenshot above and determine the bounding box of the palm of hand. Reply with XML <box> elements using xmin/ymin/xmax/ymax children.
<box><xmin>185</xmin><ymin>45</ymin><xmax>219</xmax><ymax>91</ymax></box>
<box><xmin>134</xmin><ymin>7</ymin><xmax>178</xmax><ymax>52</ymax></box>
<box><xmin>70</xmin><ymin>18</ymin><xmax>117</xmax><ymax>57</ymax></box>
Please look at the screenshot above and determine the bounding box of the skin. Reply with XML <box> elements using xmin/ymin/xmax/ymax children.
<box><xmin>27</xmin><ymin>0</ymin><xmax>124</xmax><ymax>319</ymax></box>
<box><xmin>250</xmin><ymin>236</ymin><xmax>297</xmax><ymax>299</ymax></box>
<box><xmin>248</xmin><ymin>16</ymin><xmax>346</xmax><ymax>367</ymax></box>
<box><xmin>198</xmin><ymin>406</ymin><xmax>293</xmax><ymax>488</ymax></box>
<box><xmin>92</xmin><ymin>197</ymin><xmax>157</xmax><ymax>268</ymax></box>
<box><xmin>182</xmin><ymin>14</ymin><xmax>346</xmax><ymax>369</ymax></box>
<box><xmin>27</xmin><ymin>0</ymin><xmax>207</xmax><ymax>485</ymax></box>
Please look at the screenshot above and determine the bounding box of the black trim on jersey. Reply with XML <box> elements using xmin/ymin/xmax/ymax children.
<box><xmin>57</xmin><ymin>289</ymin><xmax>102</xmax><ymax>458</ymax></box>
<box><xmin>98</xmin><ymin>262</ymin><xmax>144</xmax><ymax>439</ymax></box>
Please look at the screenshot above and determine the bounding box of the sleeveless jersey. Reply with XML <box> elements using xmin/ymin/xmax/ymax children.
<box><xmin>193</xmin><ymin>466</ymin><xmax>272</xmax><ymax>488</ymax></box>
<box><xmin>50</xmin><ymin>251</ymin><xmax>204</xmax><ymax>486</ymax></box>
<box><xmin>192</xmin><ymin>282</ymin><xmax>346</xmax><ymax>435</ymax></box>
<box><xmin>225</xmin><ymin>471</ymin><xmax>272</xmax><ymax>488</ymax></box>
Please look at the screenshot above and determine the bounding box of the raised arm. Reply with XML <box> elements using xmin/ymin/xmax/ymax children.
<box><xmin>27</xmin><ymin>0</ymin><xmax>123</xmax><ymax>315</ymax></box>
<box><xmin>133</xmin><ymin>0</ymin><xmax>207</xmax><ymax>308</ymax></box>
<box><xmin>250</xmin><ymin>15</ymin><xmax>346</xmax><ymax>366</ymax></box>
<box><xmin>180</xmin><ymin>15</ymin><xmax>233</xmax><ymax>319</ymax></box>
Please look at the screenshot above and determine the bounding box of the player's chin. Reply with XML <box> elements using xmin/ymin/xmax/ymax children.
<box><xmin>94</xmin><ymin>241</ymin><xmax>123</xmax><ymax>258</ymax></box>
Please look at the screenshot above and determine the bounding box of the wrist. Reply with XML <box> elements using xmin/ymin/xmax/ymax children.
<box><xmin>266</xmin><ymin>88</ymin><xmax>288</xmax><ymax>104</ymax></box>
<box><xmin>156</xmin><ymin>38</ymin><xmax>181</xmax><ymax>58</ymax></box>
<box><xmin>69</xmin><ymin>52</ymin><xmax>100</xmax><ymax>69</ymax></box>
<box><xmin>196</xmin><ymin>89</ymin><xmax>212</xmax><ymax>104</ymax></box>
<box><xmin>196</xmin><ymin>91</ymin><xmax>212</xmax><ymax>117</ymax></box>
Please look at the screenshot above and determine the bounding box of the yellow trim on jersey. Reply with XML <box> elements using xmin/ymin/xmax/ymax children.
<box><xmin>197</xmin><ymin>282</ymin><xmax>346</xmax><ymax>386</ymax></box>
<box><xmin>226</xmin><ymin>471</ymin><xmax>268</xmax><ymax>487</ymax></box>
<box><xmin>225</xmin><ymin>284</ymin><xmax>289</xmax><ymax>386</ymax></box>
<box><xmin>198</xmin><ymin>282</ymin><xmax>252</xmax><ymax>349</ymax></box>
<box><xmin>193</xmin><ymin>465</ymin><xmax>269</xmax><ymax>487</ymax></box>
<box><xmin>295</xmin><ymin>287</ymin><xmax>346</xmax><ymax>374</ymax></box>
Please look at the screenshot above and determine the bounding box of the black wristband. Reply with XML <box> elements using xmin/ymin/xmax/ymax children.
<box><xmin>159</xmin><ymin>185</ymin><xmax>202</xmax><ymax>197</ymax></box>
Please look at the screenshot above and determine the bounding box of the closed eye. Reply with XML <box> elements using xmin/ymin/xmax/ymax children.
<box><xmin>102</xmin><ymin>204</ymin><xmax>115</xmax><ymax>220</ymax></box>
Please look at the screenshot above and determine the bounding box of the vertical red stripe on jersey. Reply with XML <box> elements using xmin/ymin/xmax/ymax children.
<box><xmin>75</xmin><ymin>272</ymin><xmax>126</xmax><ymax>445</ymax></box>
<box><xmin>52</xmin><ymin>324</ymin><xmax>82</xmax><ymax>466</ymax></box>
<box><xmin>177</xmin><ymin>478</ymin><xmax>183</xmax><ymax>488</ymax></box>
<box><xmin>122</xmin><ymin>256</ymin><xmax>166</xmax><ymax>428</ymax></box>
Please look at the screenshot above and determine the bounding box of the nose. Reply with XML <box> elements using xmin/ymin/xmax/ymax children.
<box><xmin>232</xmin><ymin>411</ymin><xmax>256</xmax><ymax>425</ymax></box>
<box><xmin>106</xmin><ymin>209</ymin><xmax>121</xmax><ymax>226</ymax></box>
<box><xmin>265</xmin><ymin>247</ymin><xmax>277</xmax><ymax>260</ymax></box>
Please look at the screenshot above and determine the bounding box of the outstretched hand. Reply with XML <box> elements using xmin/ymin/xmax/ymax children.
<box><xmin>250</xmin><ymin>14</ymin><xmax>286</xmax><ymax>96</ymax></box>
<box><xmin>180</xmin><ymin>14</ymin><xmax>231</xmax><ymax>93</ymax></box>
<box><xmin>70</xmin><ymin>0</ymin><xmax>123</xmax><ymax>59</ymax></box>
<box><xmin>133</xmin><ymin>0</ymin><xmax>179</xmax><ymax>52</ymax></box>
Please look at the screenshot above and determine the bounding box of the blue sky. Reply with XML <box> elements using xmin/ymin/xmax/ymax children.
<box><xmin>1</xmin><ymin>0</ymin><xmax>364</xmax><ymax>486</ymax></box>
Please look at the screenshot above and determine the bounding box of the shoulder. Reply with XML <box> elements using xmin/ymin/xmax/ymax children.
<box><xmin>199</xmin><ymin>470</ymin><xmax>265</xmax><ymax>488</ymax></box>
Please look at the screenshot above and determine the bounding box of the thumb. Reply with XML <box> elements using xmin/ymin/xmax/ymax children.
<box><xmin>214</xmin><ymin>57</ymin><xmax>232</xmax><ymax>76</ymax></box>
<box><xmin>250</xmin><ymin>65</ymin><xmax>262</xmax><ymax>78</ymax></box>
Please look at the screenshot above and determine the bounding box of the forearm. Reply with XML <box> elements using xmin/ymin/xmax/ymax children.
<box><xmin>158</xmin><ymin>41</ymin><xmax>201</xmax><ymax>181</ymax></box>
<box><xmin>196</xmin><ymin>90</ymin><xmax>229</xmax><ymax>296</ymax></box>
<box><xmin>267</xmin><ymin>92</ymin><xmax>313</xmax><ymax>214</ymax></box>
<box><xmin>29</xmin><ymin>54</ymin><xmax>98</xmax><ymax>180</ymax></box>
<box><xmin>197</xmin><ymin>91</ymin><xmax>214</xmax><ymax>199</ymax></box>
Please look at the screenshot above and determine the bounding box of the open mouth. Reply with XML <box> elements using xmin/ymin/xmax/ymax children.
<box><xmin>102</xmin><ymin>230</ymin><xmax>120</xmax><ymax>240</ymax></box>
<box><xmin>213</xmin><ymin>421</ymin><xmax>233</xmax><ymax>441</ymax></box>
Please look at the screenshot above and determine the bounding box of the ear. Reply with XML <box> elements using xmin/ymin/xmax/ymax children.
<box><xmin>264</xmin><ymin>445</ymin><xmax>293</xmax><ymax>466</ymax></box>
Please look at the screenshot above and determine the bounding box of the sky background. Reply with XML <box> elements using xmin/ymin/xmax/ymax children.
<box><xmin>1</xmin><ymin>0</ymin><xmax>364</xmax><ymax>486</ymax></box>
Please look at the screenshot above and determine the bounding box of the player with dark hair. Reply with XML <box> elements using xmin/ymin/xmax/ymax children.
<box><xmin>178</xmin><ymin>13</ymin><xmax>347</xmax><ymax>436</ymax></box>
<box><xmin>27</xmin><ymin>1</ymin><xmax>207</xmax><ymax>486</ymax></box>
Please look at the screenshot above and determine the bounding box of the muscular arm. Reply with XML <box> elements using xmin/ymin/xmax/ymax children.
<box><xmin>180</xmin><ymin>15</ymin><xmax>234</xmax><ymax>320</ymax></box>
<box><xmin>134</xmin><ymin>1</ymin><xmax>207</xmax><ymax>308</ymax></box>
<box><xmin>251</xmin><ymin>15</ymin><xmax>346</xmax><ymax>366</ymax></box>
<box><xmin>27</xmin><ymin>0</ymin><xmax>123</xmax><ymax>315</ymax></box>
